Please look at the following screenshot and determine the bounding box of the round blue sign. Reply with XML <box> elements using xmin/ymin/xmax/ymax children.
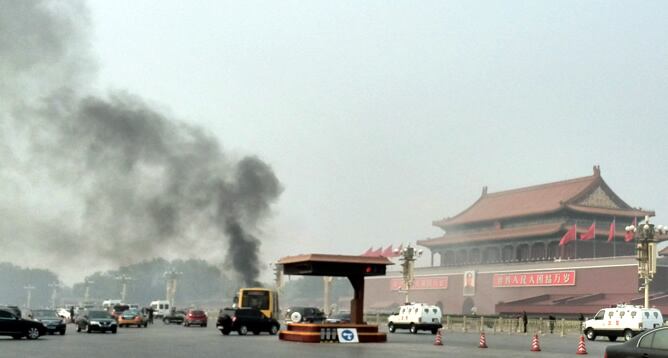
<box><xmin>340</xmin><ymin>329</ymin><xmax>355</xmax><ymax>341</ymax></box>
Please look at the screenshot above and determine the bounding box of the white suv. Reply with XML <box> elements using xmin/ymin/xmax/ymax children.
<box><xmin>387</xmin><ymin>303</ymin><xmax>442</xmax><ymax>334</ymax></box>
<box><xmin>583</xmin><ymin>304</ymin><xmax>663</xmax><ymax>342</ymax></box>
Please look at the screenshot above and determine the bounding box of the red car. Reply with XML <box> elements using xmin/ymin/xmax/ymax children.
<box><xmin>184</xmin><ymin>309</ymin><xmax>207</xmax><ymax>327</ymax></box>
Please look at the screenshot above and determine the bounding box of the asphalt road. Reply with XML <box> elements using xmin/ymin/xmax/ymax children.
<box><xmin>1</xmin><ymin>321</ymin><xmax>615</xmax><ymax>358</ymax></box>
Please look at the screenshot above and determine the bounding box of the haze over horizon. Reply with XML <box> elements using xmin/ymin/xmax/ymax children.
<box><xmin>2</xmin><ymin>0</ymin><xmax>667</xmax><ymax>285</ymax></box>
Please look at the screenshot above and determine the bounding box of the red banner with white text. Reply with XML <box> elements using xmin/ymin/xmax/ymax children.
<box><xmin>390</xmin><ymin>276</ymin><xmax>449</xmax><ymax>290</ymax></box>
<box><xmin>493</xmin><ymin>271</ymin><xmax>575</xmax><ymax>288</ymax></box>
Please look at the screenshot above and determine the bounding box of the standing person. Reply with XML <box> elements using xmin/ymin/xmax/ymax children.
<box><xmin>548</xmin><ymin>315</ymin><xmax>556</xmax><ymax>334</ymax></box>
<box><xmin>578</xmin><ymin>313</ymin><xmax>584</xmax><ymax>332</ymax></box>
<box><xmin>522</xmin><ymin>311</ymin><xmax>528</xmax><ymax>333</ymax></box>
<box><xmin>69</xmin><ymin>306</ymin><xmax>75</xmax><ymax>324</ymax></box>
<box><xmin>148</xmin><ymin>307</ymin><xmax>154</xmax><ymax>324</ymax></box>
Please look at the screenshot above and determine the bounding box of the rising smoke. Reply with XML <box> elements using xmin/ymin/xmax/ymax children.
<box><xmin>0</xmin><ymin>0</ymin><xmax>282</xmax><ymax>286</ymax></box>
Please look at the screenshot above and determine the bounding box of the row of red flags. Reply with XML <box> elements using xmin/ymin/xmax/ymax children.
<box><xmin>559</xmin><ymin>217</ymin><xmax>637</xmax><ymax>246</ymax></box>
<box><xmin>360</xmin><ymin>244</ymin><xmax>403</xmax><ymax>257</ymax></box>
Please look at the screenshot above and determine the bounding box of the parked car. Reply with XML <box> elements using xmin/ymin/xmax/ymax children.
<box><xmin>162</xmin><ymin>310</ymin><xmax>186</xmax><ymax>325</ymax></box>
<box><xmin>606</xmin><ymin>326</ymin><xmax>668</xmax><ymax>358</ymax></box>
<box><xmin>583</xmin><ymin>304</ymin><xmax>663</xmax><ymax>341</ymax></box>
<box><xmin>117</xmin><ymin>309</ymin><xmax>148</xmax><ymax>328</ymax></box>
<box><xmin>0</xmin><ymin>307</ymin><xmax>46</xmax><ymax>339</ymax></box>
<box><xmin>284</xmin><ymin>306</ymin><xmax>326</xmax><ymax>323</ymax></box>
<box><xmin>76</xmin><ymin>309</ymin><xmax>117</xmax><ymax>333</ymax></box>
<box><xmin>31</xmin><ymin>309</ymin><xmax>67</xmax><ymax>335</ymax></box>
<box><xmin>184</xmin><ymin>309</ymin><xmax>207</xmax><ymax>327</ymax></box>
<box><xmin>387</xmin><ymin>303</ymin><xmax>442</xmax><ymax>334</ymax></box>
<box><xmin>325</xmin><ymin>312</ymin><xmax>352</xmax><ymax>324</ymax></box>
<box><xmin>216</xmin><ymin>308</ymin><xmax>280</xmax><ymax>336</ymax></box>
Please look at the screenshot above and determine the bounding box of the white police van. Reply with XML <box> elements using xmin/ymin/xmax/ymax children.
<box><xmin>387</xmin><ymin>303</ymin><xmax>442</xmax><ymax>334</ymax></box>
<box><xmin>583</xmin><ymin>304</ymin><xmax>663</xmax><ymax>342</ymax></box>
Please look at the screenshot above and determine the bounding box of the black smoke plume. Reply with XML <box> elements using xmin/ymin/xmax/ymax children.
<box><xmin>0</xmin><ymin>0</ymin><xmax>282</xmax><ymax>285</ymax></box>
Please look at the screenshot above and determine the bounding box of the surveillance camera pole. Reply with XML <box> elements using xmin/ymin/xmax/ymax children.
<box><xmin>398</xmin><ymin>243</ymin><xmax>422</xmax><ymax>304</ymax></box>
<box><xmin>83</xmin><ymin>279</ymin><xmax>95</xmax><ymax>303</ymax></box>
<box><xmin>626</xmin><ymin>216</ymin><xmax>667</xmax><ymax>308</ymax></box>
<box><xmin>48</xmin><ymin>282</ymin><xmax>62</xmax><ymax>309</ymax></box>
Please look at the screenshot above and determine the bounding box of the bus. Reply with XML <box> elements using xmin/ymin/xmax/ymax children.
<box><xmin>235</xmin><ymin>288</ymin><xmax>279</xmax><ymax>319</ymax></box>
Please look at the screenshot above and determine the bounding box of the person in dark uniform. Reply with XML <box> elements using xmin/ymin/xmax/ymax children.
<box><xmin>70</xmin><ymin>306</ymin><xmax>75</xmax><ymax>324</ymax></box>
<box><xmin>548</xmin><ymin>315</ymin><xmax>556</xmax><ymax>334</ymax></box>
<box><xmin>522</xmin><ymin>311</ymin><xmax>528</xmax><ymax>333</ymax></box>
<box><xmin>148</xmin><ymin>307</ymin><xmax>154</xmax><ymax>324</ymax></box>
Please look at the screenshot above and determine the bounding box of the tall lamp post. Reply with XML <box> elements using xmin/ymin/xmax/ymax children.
<box><xmin>24</xmin><ymin>285</ymin><xmax>35</xmax><ymax>308</ymax></box>
<box><xmin>163</xmin><ymin>269</ymin><xmax>182</xmax><ymax>308</ymax></box>
<box><xmin>48</xmin><ymin>282</ymin><xmax>62</xmax><ymax>309</ymax></box>
<box><xmin>115</xmin><ymin>274</ymin><xmax>133</xmax><ymax>303</ymax></box>
<box><xmin>396</xmin><ymin>243</ymin><xmax>422</xmax><ymax>304</ymax></box>
<box><xmin>626</xmin><ymin>216</ymin><xmax>667</xmax><ymax>308</ymax></box>
<box><xmin>83</xmin><ymin>279</ymin><xmax>95</xmax><ymax>303</ymax></box>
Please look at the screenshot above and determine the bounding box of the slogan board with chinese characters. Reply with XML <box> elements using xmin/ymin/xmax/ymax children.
<box><xmin>492</xmin><ymin>271</ymin><xmax>575</xmax><ymax>287</ymax></box>
<box><xmin>390</xmin><ymin>276</ymin><xmax>449</xmax><ymax>290</ymax></box>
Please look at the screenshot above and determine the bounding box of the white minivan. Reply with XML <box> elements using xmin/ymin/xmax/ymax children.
<box><xmin>387</xmin><ymin>303</ymin><xmax>442</xmax><ymax>334</ymax></box>
<box><xmin>583</xmin><ymin>304</ymin><xmax>663</xmax><ymax>342</ymax></box>
<box><xmin>150</xmin><ymin>300</ymin><xmax>171</xmax><ymax>318</ymax></box>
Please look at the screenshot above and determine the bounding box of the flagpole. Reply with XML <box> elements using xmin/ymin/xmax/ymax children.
<box><xmin>593</xmin><ymin>221</ymin><xmax>596</xmax><ymax>259</ymax></box>
<box><xmin>613</xmin><ymin>218</ymin><xmax>616</xmax><ymax>257</ymax></box>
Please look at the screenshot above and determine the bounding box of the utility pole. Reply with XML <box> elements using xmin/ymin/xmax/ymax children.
<box><xmin>626</xmin><ymin>216</ymin><xmax>667</xmax><ymax>308</ymax></box>
<box><xmin>115</xmin><ymin>274</ymin><xmax>133</xmax><ymax>303</ymax></box>
<box><xmin>163</xmin><ymin>269</ymin><xmax>182</xmax><ymax>308</ymax></box>
<box><xmin>83</xmin><ymin>279</ymin><xmax>95</xmax><ymax>303</ymax></box>
<box><xmin>48</xmin><ymin>282</ymin><xmax>62</xmax><ymax>309</ymax></box>
<box><xmin>397</xmin><ymin>243</ymin><xmax>422</xmax><ymax>304</ymax></box>
<box><xmin>24</xmin><ymin>285</ymin><xmax>35</xmax><ymax>308</ymax></box>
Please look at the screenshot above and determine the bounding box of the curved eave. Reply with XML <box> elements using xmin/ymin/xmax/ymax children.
<box><xmin>419</xmin><ymin>222</ymin><xmax>566</xmax><ymax>248</ymax></box>
<box><xmin>566</xmin><ymin>204</ymin><xmax>654</xmax><ymax>218</ymax></box>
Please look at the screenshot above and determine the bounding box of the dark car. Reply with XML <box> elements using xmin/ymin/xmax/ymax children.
<box><xmin>76</xmin><ymin>309</ymin><xmax>117</xmax><ymax>333</ymax></box>
<box><xmin>285</xmin><ymin>306</ymin><xmax>326</xmax><ymax>323</ymax></box>
<box><xmin>0</xmin><ymin>307</ymin><xmax>46</xmax><ymax>340</ymax></box>
<box><xmin>0</xmin><ymin>305</ymin><xmax>22</xmax><ymax>318</ymax></box>
<box><xmin>216</xmin><ymin>308</ymin><xmax>280</xmax><ymax>336</ymax></box>
<box><xmin>184</xmin><ymin>309</ymin><xmax>207</xmax><ymax>327</ymax></box>
<box><xmin>606</xmin><ymin>326</ymin><xmax>668</xmax><ymax>358</ymax></box>
<box><xmin>31</xmin><ymin>309</ymin><xmax>67</xmax><ymax>335</ymax></box>
<box><xmin>324</xmin><ymin>312</ymin><xmax>352</xmax><ymax>324</ymax></box>
<box><xmin>162</xmin><ymin>310</ymin><xmax>186</xmax><ymax>325</ymax></box>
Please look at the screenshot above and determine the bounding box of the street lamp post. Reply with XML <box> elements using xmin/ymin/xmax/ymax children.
<box><xmin>626</xmin><ymin>216</ymin><xmax>668</xmax><ymax>308</ymax></box>
<box><xmin>396</xmin><ymin>243</ymin><xmax>422</xmax><ymax>304</ymax></box>
<box><xmin>115</xmin><ymin>274</ymin><xmax>133</xmax><ymax>303</ymax></box>
<box><xmin>163</xmin><ymin>269</ymin><xmax>182</xmax><ymax>308</ymax></box>
<box><xmin>24</xmin><ymin>285</ymin><xmax>35</xmax><ymax>308</ymax></box>
<box><xmin>83</xmin><ymin>279</ymin><xmax>95</xmax><ymax>303</ymax></box>
<box><xmin>48</xmin><ymin>282</ymin><xmax>62</xmax><ymax>309</ymax></box>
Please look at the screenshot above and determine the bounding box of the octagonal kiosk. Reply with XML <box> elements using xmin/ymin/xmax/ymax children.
<box><xmin>276</xmin><ymin>254</ymin><xmax>392</xmax><ymax>343</ymax></box>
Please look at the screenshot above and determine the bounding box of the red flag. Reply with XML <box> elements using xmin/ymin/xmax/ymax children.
<box><xmin>370</xmin><ymin>247</ymin><xmax>383</xmax><ymax>256</ymax></box>
<box><xmin>559</xmin><ymin>224</ymin><xmax>577</xmax><ymax>246</ymax></box>
<box><xmin>624</xmin><ymin>217</ymin><xmax>637</xmax><ymax>242</ymax></box>
<box><xmin>361</xmin><ymin>247</ymin><xmax>373</xmax><ymax>256</ymax></box>
<box><xmin>393</xmin><ymin>244</ymin><xmax>403</xmax><ymax>257</ymax></box>
<box><xmin>381</xmin><ymin>245</ymin><xmax>393</xmax><ymax>257</ymax></box>
<box><xmin>580</xmin><ymin>222</ymin><xmax>596</xmax><ymax>241</ymax></box>
<box><xmin>607</xmin><ymin>219</ymin><xmax>615</xmax><ymax>242</ymax></box>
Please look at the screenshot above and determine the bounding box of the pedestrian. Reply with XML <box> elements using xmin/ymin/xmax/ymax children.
<box><xmin>148</xmin><ymin>307</ymin><xmax>154</xmax><ymax>324</ymax></box>
<box><xmin>522</xmin><ymin>311</ymin><xmax>528</xmax><ymax>333</ymax></box>
<box><xmin>578</xmin><ymin>313</ymin><xmax>584</xmax><ymax>332</ymax></box>
<box><xmin>548</xmin><ymin>315</ymin><xmax>556</xmax><ymax>334</ymax></box>
<box><xmin>70</xmin><ymin>306</ymin><xmax>75</xmax><ymax>324</ymax></box>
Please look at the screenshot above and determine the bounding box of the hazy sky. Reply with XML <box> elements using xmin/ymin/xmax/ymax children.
<box><xmin>7</xmin><ymin>1</ymin><xmax>668</xmax><ymax>283</ymax></box>
<box><xmin>86</xmin><ymin>0</ymin><xmax>668</xmax><ymax>269</ymax></box>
